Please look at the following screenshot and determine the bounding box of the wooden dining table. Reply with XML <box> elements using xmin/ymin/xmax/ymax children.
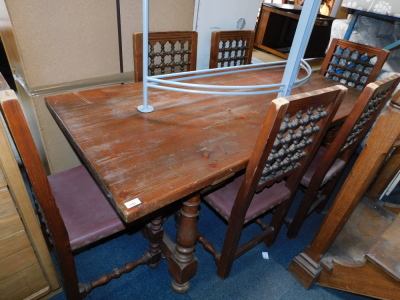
<box><xmin>45</xmin><ymin>65</ymin><xmax>361</xmax><ymax>293</ymax></box>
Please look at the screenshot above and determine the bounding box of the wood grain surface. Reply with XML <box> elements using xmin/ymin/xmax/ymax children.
<box><xmin>46</xmin><ymin>67</ymin><xmax>361</xmax><ymax>223</ymax></box>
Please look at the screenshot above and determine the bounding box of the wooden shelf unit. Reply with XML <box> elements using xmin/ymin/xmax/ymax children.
<box><xmin>254</xmin><ymin>3</ymin><xmax>334</xmax><ymax>59</ymax></box>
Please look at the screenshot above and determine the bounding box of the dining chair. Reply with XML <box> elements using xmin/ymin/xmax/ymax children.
<box><xmin>286</xmin><ymin>74</ymin><xmax>400</xmax><ymax>239</ymax></box>
<box><xmin>319</xmin><ymin>38</ymin><xmax>390</xmax><ymax>90</ymax></box>
<box><xmin>0</xmin><ymin>90</ymin><xmax>162</xmax><ymax>299</ymax></box>
<box><xmin>197</xmin><ymin>85</ymin><xmax>347</xmax><ymax>279</ymax></box>
<box><xmin>209</xmin><ymin>30</ymin><xmax>255</xmax><ymax>68</ymax></box>
<box><xmin>133</xmin><ymin>31</ymin><xmax>198</xmax><ymax>82</ymax></box>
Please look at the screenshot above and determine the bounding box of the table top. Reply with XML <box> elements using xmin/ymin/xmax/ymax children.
<box><xmin>46</xmin><ymin>67</ymin><xmax>361</xmax><ymax>223</ymax></box>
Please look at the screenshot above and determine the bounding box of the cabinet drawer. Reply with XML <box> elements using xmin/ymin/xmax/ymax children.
<box><xmin>0</xmin><ymin>187</ymin><xmax>25</xmax><ymax>239</ymax></box>
<box><xmin>0</xmin><ymin>231</ymin><xmax>32</xmax><ymax>263</ymax></box>
<box><xmin>0</xmin><ymin>263</ymin><xmax>49</xmax><ymax>299</ymax></box>
<box><xmin>0</xmin><ymin>243</ymin><xmax>39</xmax><ymax>281</ymax></box>
<box><xmin>0</xmin><ymin>169</ymin><xmax>6</xmax><ymax>188</ymax></box>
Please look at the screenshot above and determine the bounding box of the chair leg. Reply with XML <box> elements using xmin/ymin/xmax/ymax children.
<box><xmin>264</xmin><ymin>200</ymin><xmax>291</xmax><ymax>247</ymax></box>
<box><xmin>197</xmin><ymin>232</ymin><xmax>220</xmax><ymax>262</ymax></box>
<box><xmin>314</xmin><ymin>173</ymin><xmax>342</xmax><ymax>213</ymax></box>
<box><xmin>145</xmin><ymin>216</ymin><xmax>164</xmax><ymax>268</ymax></box>
<box><xmin>79</xmin><ymin>218</ymin><xmax>163</xmax><ymax>297</ymax></box>
<box><xmin>79</xmin><ymin>252</ymin><xmax>154</xmax><ymax>297</ymax></box>
<box><xmin>217</xmin><ymin>216</ymin><xmax>245</xmax><ymax>279</ymax></box>
<box><xmin>56</xmin><ymin>249</ymin><xmax>82</xmax><ymax>299</ymax></box>
<box><xmin>287</xmin><ymin>171</ymin><xmax>344</xmax><ymax>239</ymax></box>
<box><xmin>217</xmin><ymin>210</ymin><xmax>278</xmax><ymax>279</ymax></box>
<box><xmin>286</xmin><ymin>185</ymin><xmax>320</xmax><ymax>240</ymax></box>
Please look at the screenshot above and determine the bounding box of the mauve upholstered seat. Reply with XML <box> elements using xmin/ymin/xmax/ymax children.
<box><xmin>204</xmin><ymin>175</ymin><xmax>291</xmax><ymax>223</ymax></box>
<box><xmin>301</xmin><ymin>146</ymin><xmax>346</xmax><ymax>187</ymax></box>
<box><xmin>0</xmin><ymin>89</ymin><xmax>159</xmax><ymax>298</ymax></box>
<box><xmin>197</xmin><ymin>87</ymin><xmax>347</xmax><ymax>279</ymax></box>
<box><xmin>48</xmin><ymin>165</ymin><xmax>127</xmax><ymax>250</ymax></box>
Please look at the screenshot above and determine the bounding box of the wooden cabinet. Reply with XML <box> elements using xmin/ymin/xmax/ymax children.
<box><xmin>0</xmin><ymin>105</ymin><xmax>60</xmax><ymax>299</ymax></box>
<box><xmin>254</xmin><ymin>3</ymin><xmax>334</xmax><ymax>59</ymax></box>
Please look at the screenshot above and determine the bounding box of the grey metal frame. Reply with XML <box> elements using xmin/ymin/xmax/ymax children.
<box><xmin>138</xmin><ymin>0</ymin><xmax>322</xmax><ymax>113</ymax></box>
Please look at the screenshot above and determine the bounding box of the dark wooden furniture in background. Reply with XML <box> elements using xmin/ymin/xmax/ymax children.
<box><xmin>254</xmin><ymin>3</ymin><xmax>335</xmax><ymax>59</ymax></box>
<box><xmin>319</xmin><ymin>38</ymin><xmax>390</xmax><ymax>91</ymax></box>
<box><xmin>0</xmin><ymin>90</ymin><xmax>162</xmax><ymax>299</ymax></box>
<box><xmin>288</xmin><ymin>91</ymin><xmax>400</xmax><ymax>299</ymax></box>
<box><xmin>209</xmin><ymin>30</ymin><xmax>254</xmax><ymax>68</ymax></box>
<box><xmin>293</xmin><ymin>0</ymin><xmax>336</xmax><ymax>16</ymax></box>
<box><xmin>198</xmin><ymin>86</ymin><xmax>346</xmax><ymax>279</ymax></box>
<box><xmin>286</xmin><ymin>74</ymin><xmax>400</xmax><ymax>239</ymax></box>
<box><xmin>0</xmin><ymin>40</ymin><xmax>16</xmax><ymax>90</ymax></box>
<box><xmin>45</xmin><ymin>66</ymin><xmax>362</xmax><ymax>294</ymax></box>
<box><xmin>133</xmin><ymin>31</ymin><xmax>198</xmax><ymax>82</ymax></box>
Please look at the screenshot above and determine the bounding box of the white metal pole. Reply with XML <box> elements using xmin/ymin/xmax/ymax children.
<box><xmin>279</xmin><ymin>0</ymin><xmax>322</xmax><ymax>97</ymax></box>
<box><xmin>138</xmin><ymin>0</ymin><xmax>154</xmax><ymax>113</ymax></box>
<box><xmin>330</xmin><ymin>0</ymin><xmax>342</xmax><ymax>17</ymax></box>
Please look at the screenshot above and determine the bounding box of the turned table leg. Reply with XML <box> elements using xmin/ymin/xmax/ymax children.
<box><xmin>168</xmin><ymin>195</ymin><xmax>200</xmax><ymax>293</ymax></box>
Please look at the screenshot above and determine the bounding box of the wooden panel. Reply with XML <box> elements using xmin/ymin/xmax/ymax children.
<box><xmin>0</xmin><ymin>247</ymin><xmax>38</xmax><ymax>281</ymax></box>
<box><xmin>0</xmin><ymin>263</ymin><xmax>49</xmax><ymax>300</ymax></box>
<box><xmin>367</xmin><ymin>147</ymin><xmax>400</xmax><ymax>201</ymax></box>
<box><xmin>318</xmin><ymin>261</ymin><xmax>400</xmax><ymax>299</ymax></box>
<box><xmin>0</xmin><ymin>231</ymin><xmax>31</xmax><ymax>262</ymax></box>
<box><xmin>3</xmin><ymin>0</ymin><xmax>120</xmax><ymax>87</ymax></box>
<box><xmin>0</xmin><ymin>187</ymin><xmax>24</xmax><ymax>239</ymax></box>
<box><xmin>367</xmin><ymin>214</ymin><xmax>400</xmax><ymax>282</ymax></box>
<box><xmin>322</xmin><ymin>197</ymin><xmax>395</xmax><ymax>267</ymax></box>
<box><xmin>0</xmin><ymin>169</ymin><xmax>7</xmax><ymax>187</ymax></box>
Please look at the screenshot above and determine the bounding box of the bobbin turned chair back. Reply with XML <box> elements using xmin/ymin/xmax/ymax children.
<box><xmin>199</xmin><ymin>86</ymin><xmax>347</xmax><ymax>279</ymax></box>
<box><xmin>209</xmin><ymin>30</ymin><xmax>255</xmax><ymax>69</ymax></box>
<box><xmin>320</xmin><ymin>38</ymin><xmax>389</xmax><ymax>90</ymax></box>
<box><xmin>0</xmin><ymin>90</ymin><xmax>151</xmax><ymax>299</ymax></box>
<box><xmin>286</xmin><ymin>74</ymin><xmax>400</xmax><ymax>239</ymax></box>
<box><xmin>133</xmin><ymin>31</ymin><xmax>198</xmax><ymax>82</ymax></box>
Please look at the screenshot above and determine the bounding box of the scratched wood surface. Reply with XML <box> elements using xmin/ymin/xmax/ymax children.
<box><xmin>367</xmin><ymin>213</ymin><xmax>400</xmax><ymax>282</ymax></box>
<box><xmin>45</xmin><ymin>67</ymin><xmax>361</xmax><ymax>223</ymax></box>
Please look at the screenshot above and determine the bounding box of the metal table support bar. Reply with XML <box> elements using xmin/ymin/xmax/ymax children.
<box><xmin>138</xmin><ymin>0</ymin><xmax>321</xmax><ymax>112</ymax></box>
<box><xmin>279</xmin><ymin>0</ymin><xmax>322</xmax><ymax>97</ymax></box>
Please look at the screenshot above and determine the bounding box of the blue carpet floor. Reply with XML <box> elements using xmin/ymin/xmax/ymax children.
<box><xmin>49</xmin><ymin>155</ymin><xmax>382</xmax><ymax>300</ymax></box>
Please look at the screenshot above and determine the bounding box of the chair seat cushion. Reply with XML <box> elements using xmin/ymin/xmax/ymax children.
<box><xmin>48</xmin><ymin>165</ymin><xmax>127</xmax><ymax>250</ymax></box>
<box><xmin>204</xmin><ymin>175</ymin><xmax>290</xmax><ymax>224</ymax></box>
<box><xmin>301</xmin><ymin>146</ymin><xmax>346</xmax><ymax>187</ymax></box>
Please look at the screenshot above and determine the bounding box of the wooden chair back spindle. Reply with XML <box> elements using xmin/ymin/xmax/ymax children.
<box><xmin>287</xmin><ymin>74</ymin><xmax>400</xmax><ymax>239</ymax></box>
<box><xmin>209</xmin><ymin>30</ymin><xmax>255</xmax><ymax>69</ymax></box>
<box><xmin>320</xmin><ymin>38</ymin><xmax>389</xmax><ymax>90</ymax></box>
<box><xmin>133</xmin><ymin>31</ymin><xmax>198</xmax><ymax>82</ymax></box>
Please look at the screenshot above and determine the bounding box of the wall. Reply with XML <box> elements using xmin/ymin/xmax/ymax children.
<box><xmin>120</xmin><ymin>0</ymin><xmax>195</xmax><ymax>73</ymax></box>
<box><xmin>1</xmin><ymin>0</ymin><xmax>195</xmax><ymax>173</ymax></box>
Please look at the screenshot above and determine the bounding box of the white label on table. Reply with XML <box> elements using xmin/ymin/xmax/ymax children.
<box><xmin>124</xmin><ymin>198</ymin><xmax>142</xmax><ymax>208</ymax></box>
<box><xmin>262</xmin><ymin>252</ymin><xmax>269</xmax><ymax>260</ymax></box>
